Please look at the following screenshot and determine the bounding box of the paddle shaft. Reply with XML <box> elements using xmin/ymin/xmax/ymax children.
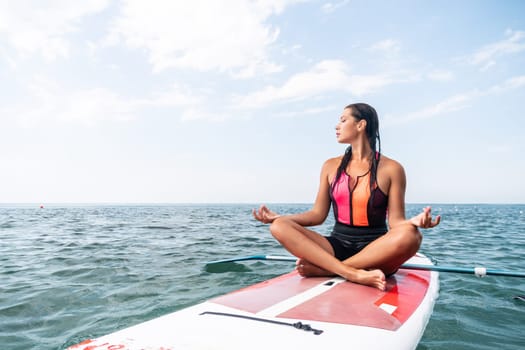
<box><xmin>206</xmin><ymin>255</ymin><xmax>525</xmax><ymax>278</ymax></box>
<box><xmin>401</xmin><ymin>263</ymin><xmax>525</xmax><ymax>278</ymax></box>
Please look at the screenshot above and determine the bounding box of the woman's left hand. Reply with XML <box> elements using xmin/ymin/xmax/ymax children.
<box><xmin>252</xmin><ymin>204</ymin><xmax>281</xmax><ymax>224</ymax></box>
<box><xmin>409</xmin><ymin>206</ymin><xmax>441</xmax><ymax>229</ymax></box>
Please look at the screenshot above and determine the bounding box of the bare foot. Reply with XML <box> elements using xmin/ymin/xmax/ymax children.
<box><xmin>349</xmin><ymin>268</ymin><xmax>386</xmax><ymax>291</ymax></box>
<box><xmin>295</xmin><ymin>259</ymin><xmax>386</xmax><ymax>291</ymax></box>
<box><xmin>296</xmin><ymin>258</ymin><xmax>335</xmax><ymax>277</ymax></box>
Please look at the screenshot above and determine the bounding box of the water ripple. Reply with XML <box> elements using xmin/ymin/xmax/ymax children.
<box><xmin>1</xmin><ymin>204</ymin><xmax>524</xmax><ymax>349</ymax></box>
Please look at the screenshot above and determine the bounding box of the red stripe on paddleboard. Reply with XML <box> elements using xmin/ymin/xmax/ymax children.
<box><xmin>213</xmin><ymin>268</ymin><xmax>431</xmax><ymax>331</ymax></box>
<box><xmin>373</xmin><ymin>270</ymin><xmax>430</xmax><ymax>325</ymax></box>
<box><xmin>211</xmin><ymin>270</ymin><xmax>430</xmax><ymax>330</ymax></box>
<box><xmin>280</xmin><ymin>269</ymin><xmax>430</xmax><ymax>330</ymax></box>
<box><xmin>278</xmin><ymin>278</ymin><xmax>399</xmax><ymax>330</ymax></box>
<box><xmin>211</xmin><ymin>271</ymin><xmax>325</xmax><ymax>313</ymax></box>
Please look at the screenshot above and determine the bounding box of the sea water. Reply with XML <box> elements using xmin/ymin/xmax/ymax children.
<box><xmin>1</xmin><ymin>204</ymin><xmax>524</xmax><ymax>349</ymax></box>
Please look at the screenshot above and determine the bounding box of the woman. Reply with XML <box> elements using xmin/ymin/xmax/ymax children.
<box><xmin>253</xmin><ymin>103</ymin><xmax>440</xmax><ymax>291</ymax></box>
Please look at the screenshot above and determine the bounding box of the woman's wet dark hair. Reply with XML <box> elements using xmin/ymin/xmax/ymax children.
<box><xmin>333</xmin><ymin>103</ymin><xmax>382</xmax><ymax>191</ymax></box>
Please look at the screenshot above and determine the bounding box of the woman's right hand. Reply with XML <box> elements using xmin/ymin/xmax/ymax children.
<box><xmin>409</xmin><ymin>206</ymin><xmax>441</xmax><ymax>229</ymax></box>
<box><xmin>252</xmin><ymin>204</ymin><xmax>281</xmax><ymax>224</ymax></box>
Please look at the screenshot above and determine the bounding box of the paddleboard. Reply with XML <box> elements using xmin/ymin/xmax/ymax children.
<box><xmin>67</xmin><ymin>253</ymin><xmax>439</xmax><ymax>350</ymax></box>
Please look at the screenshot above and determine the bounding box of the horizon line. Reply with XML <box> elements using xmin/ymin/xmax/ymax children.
<box><xmin>1</xmin><ymin>202</ymin><xmax>524</xmax><ymax>206</ymax></box>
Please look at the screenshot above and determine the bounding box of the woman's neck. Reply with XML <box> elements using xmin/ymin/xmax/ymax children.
<box><xmin>350</xmin><ymin>142</ymin><xmax>373</xmax><ymax>162</ymax></box>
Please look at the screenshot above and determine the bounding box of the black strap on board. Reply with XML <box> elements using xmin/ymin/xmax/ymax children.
<box><xmin>199</xmin><ymin>311</ymin><xmax>324</xmax><ymax>335</ymax></box>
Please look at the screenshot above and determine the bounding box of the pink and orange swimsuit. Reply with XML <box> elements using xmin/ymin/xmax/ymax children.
<box><xmin>326</xmin><ymin>170</ymin><xmax>389</xmax><ymax>260</ymax></box>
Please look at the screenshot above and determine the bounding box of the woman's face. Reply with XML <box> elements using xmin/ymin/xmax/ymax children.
<box><xmin>335</xmin><ymin>108</ymin><xmax>363</xmax><ymax>143</ymax></box>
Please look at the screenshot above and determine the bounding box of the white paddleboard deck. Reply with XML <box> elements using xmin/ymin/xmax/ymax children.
<box><xmin>68</xmin><ymin>254</ymin><xmax>439</xmax><ymax>350</ymax></box>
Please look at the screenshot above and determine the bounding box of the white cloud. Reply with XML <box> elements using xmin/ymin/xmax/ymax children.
<box><xmin>0</xmin><ymin>0</ymin><xmax>110</xmax><ymax>60</ymax></box>
<box><xmin>7</xmin><ymin>77</ymin><xmax>136</xmax><ymax>127</ymax></box>
<box><xmin>468</xmin><ymin>29</ymin><xmax>525</xmax><ymax>70</ymax></box>
<box><xmin>368</xmin><ymin>39</ymin><xmax>401</xmax><ymax>54</ymax></box>
<box><xmin>234</xmin><ymin>59</ymin><xmax>413</xmax><ymax>108</ymax></box>
<box><xmin>321</xmin><ymin>0</ymin><xmax>350</xmax><ymax>13</ymax></box>
<box><xmin>384</xmin><ymin>75</ymin><xmax>525</xmax><ymax>125</ymax></box>
<box><xmin>103</xmin><ymin>0</ymin><xmax>303</xmax><ymax>77</ymax></box>
<box><xmin>3</xmin><ymin>77</ymin><xmax>205</xmax><ymax>127</ymax></box>
<box><xmin>274</xmin><ymin>105</ymin><xmax>337</xmax><ymax>118</ymax></box>
<box><xmin>486</xmin><ymin>75</ymin><xmax>525</xmax><ymax>93</ymax></box>
<box><xmin>387</xmin><ymin>93</ymin><xmax>473</xmax><ymax>125</ymax></box>
<box><xmin>234</xmin><ymin>60</ymin><xmax>350</xmax><ymax>107</ymax></box>
<box><xmin>0</xmin><ymin>43</ymin><xmax>17</xmax><ymax>68</ymax></box>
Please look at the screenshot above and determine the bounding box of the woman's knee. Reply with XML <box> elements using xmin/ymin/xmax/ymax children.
<box><xmin>393</xmin><ymin>223</ymin><xmax>422</xmax><ymax>252</ymax></box>
<box><xmin>406</xmin><ymin>224</ymin><xmax>422</xmax><ymax>251</ymax></box>
<box><xmin>269</xmin><ymin>217</ymin><xmax>291</xmax><ymax>241</ymax></box>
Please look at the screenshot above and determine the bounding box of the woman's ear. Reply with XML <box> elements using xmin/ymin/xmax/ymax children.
<box><xmin>358</xmin><ymin>119</ymin><xmax>367</xmax><ymax>131</ymax></box>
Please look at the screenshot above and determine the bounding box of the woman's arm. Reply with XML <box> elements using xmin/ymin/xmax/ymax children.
<box><xmin>384</xmin><ymin>159</ymin><xmax>440</xmax><ymax>229</ymax></box>
<box><xmin>384</xmin><ymin>159</ymin><xmax>408</xmax><ymax>229</ymax></box>
<box><xmin>252</xmin><ymin>158</ymin><xmax>335</xmax><ymax>226</ymax></box>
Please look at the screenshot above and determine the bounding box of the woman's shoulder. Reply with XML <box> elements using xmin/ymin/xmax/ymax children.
<box><xmin>325</xmin><ymin>155</ymin><xmax>343</xmax><ymax>164</ymax></box>
<box><xmin>378</xmin><ymin>154</ymin><xmax>405</xmax><ymax>173</ymax></box>
<box><xmin>322</xmin><ymin>155</ymin><xmax>342</xmax><ymax>168</ymax></box>
<box><xmin>320</xmin><ymin>156</ymin><xmax>343</xmax><ymax>176</ymax></box>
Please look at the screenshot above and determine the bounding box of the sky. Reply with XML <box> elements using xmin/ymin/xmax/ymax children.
<box><xmin>1</xmin><ymin>0</ymin><xmax>524</xmax><ymax>204</ymax></box>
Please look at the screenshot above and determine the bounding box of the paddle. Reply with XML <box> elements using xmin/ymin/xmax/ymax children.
<box><xmin>205</xmin><ymin>254</ymin><xmax>525</xmax><ymax>278</ymax></box>
<box><xmin>206</xmin><ymin>255</ymin><xmax>297</xmax><ymax>264</ymax></box>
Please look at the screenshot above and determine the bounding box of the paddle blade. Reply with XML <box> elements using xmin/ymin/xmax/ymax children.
<box><xmin>205</xmin><ymin>255</ymin><xmax>297</xmax><ymax>265</ymax></box>
<box><xmin>204</xmin><ymin>262</ymin><xmax>252</xmax><ymax>273</ymax></box>
<box><xmin>205</xmin><ymin>255</ymin><xmax>267</xmax><ymax>265</ymax></box>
